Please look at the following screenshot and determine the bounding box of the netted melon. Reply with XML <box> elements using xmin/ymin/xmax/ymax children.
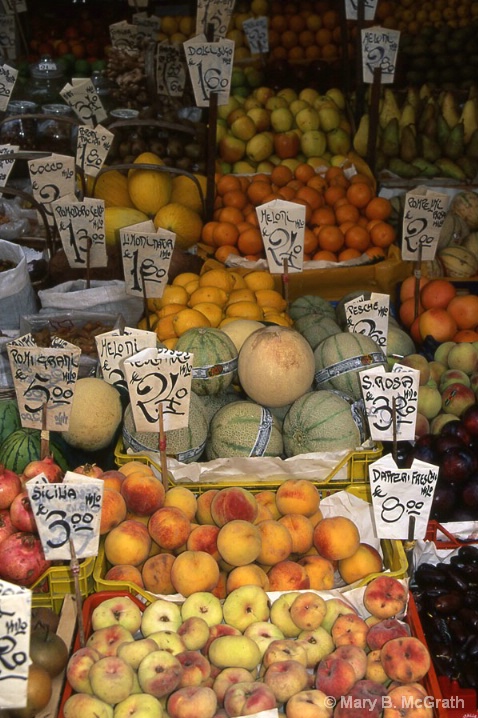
<box><xmin>206</xmin><ymin>401</ymin><xmax>283</xmax><ymax>460</ymax></box>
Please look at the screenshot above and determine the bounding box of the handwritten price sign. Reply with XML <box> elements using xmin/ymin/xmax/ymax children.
<box><xmin>76</xmin><ymin>125</ymin><xmax>114</xmax><ymax>177</ymax></box>
<box><xmin>28</xmin><ymin>154</ymin><xmax>76</xmax><ymax>229</ymax></box>
<box><xmin>0</xmin><ymin>581</ymin><xmax>30</xmax><ymax>711</ymax></box>
<box><xmin>345</xmin><ymin>293</ymin><xmax>390</xmax><ymax>354</ymax></box>
<box><xmin>242</xmin><ymin>17</ymin><xmax>269</xmax><ymax>54</ymax></box>
<box><xmin>26</xmin><ymin>473</ymin><xmax>103</xmax><ymax>560</ymax></box>
<box><xmin>360</xmin><ymin>364</ymin><xmax>419</xmax><ymax>442</ymax></box>
<box><xmin>61</xmin><ymin>79</ymin><xmax>107</xmax><ymax>127</ymax></box>
<box><xmin>0</xmin><ymin>145</ymin><xmax>18</xmax><ymax>186</ymax></box>
<box><xmin>183</xmin><ymin>36</ymin><xmax>234</xmax><ymax>107</ymax></box>
<box><xmin>345</xmin><ymin>0</ymin><xmax>378</xmax><ymax>20</ymax></box>
<box><xmin>401</xmin><ymin>187</ymin><xmax>449</xmax><ymax>261</ymax></box>
<box><xmin>95</xmin><ymin>327</ymin><xmax>157</xmax><ymax>392</ymax></box>
<box><xmin>156</xmin><ymin>42</ymin><xmax>186</xmax><ymax>97</ymax></box>
<box><xmin>0</xmin><ymin>64</ymin><xmax>17</xmax><ymax>111</ymax></box>
<box><xmin>196</xmin><ymin>0</ymin><xmax>235</xmax><ymax>41</ymax></box>
<box><xmin>369</xmin><ymin>454</ymin><xmax>438</xmax><ymax>539</ymax></box>
<box><xmin>256</xmin><ymin>199</ymin><xmax>305</xmax><ymax>273</ymax></box>
<box><xmin>361</xmin><ymin>26</ymin><xmax>400</xmax><ymax>84</ymax></box>
<box><xmin>120</xmin><ymin>220</ymin><xmax>175</xmax><ymax>298</ymax></box>
<box><xmin>52</xmin><ymin>194</ymin><xmax>107</xmax><ymax>268</ymax></box>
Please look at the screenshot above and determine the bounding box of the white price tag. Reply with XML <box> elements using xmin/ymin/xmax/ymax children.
<box><xmin>76</xmin><ymin>125</ymin><xmax>114</xmax><ymax>177</ymax></box>
<box><xmin>183</xmin><ymin>36</ymin><xmax>234</xmax><ymax>107</ymax></box>
<box><xmin>401</xmin><ymin>187</ymin><xmax>450</xmax><ymax>261</ymax></box>
<box><xmin>0</xmin><ymin>581</ymin><xmax>31</xmax><ymax>711</ymax></box>
<box><xmin>28</xmin><ymin>154</ymin><xmax>76</xmax><ymax>229</ymax></box>
<box><xmin>195</xmin><ymin>0</ymin><xmax>235</xmax><ymax>41</ymax></box>
<box><xmin>120</xmin><ymin>220</ymin><xmax>175</xmax><ymax>298</ymax></box>
<box><xmin>242</xmin><ymin>17</ymin><xmax>269</xmax><ymax>54</ymax></box>
<box><xmin>360</xmin><ymin>364</ymin><xmax>419</xmax><ymax>442</ymax></box>
<box><xmin>345</xmin><ymin>293</ymin><xmax>390</xmax><ymax>355</ymax></box>
<box><xmin>95</xmin><ymin>327</ymin><xmax>158</xmax><ymax>392</ymax></box>
<box><xmin>361</xmin><ymin>26</ymin><xmax>400</xmax><ymax>84</ymax></box>
<box><xmin>51</xmin><ymin>194</ymin><xmax>107</xmax><ymax>269</ymax></box>
<box><xmin>256</xmin><ymin>199</ymin><xmax>305</xmax><ymax>273</ymax></box>
<box><xmin>345</xmin><ymin>0</ymin><xmax>378</xmax><ymax>20</ymax></box>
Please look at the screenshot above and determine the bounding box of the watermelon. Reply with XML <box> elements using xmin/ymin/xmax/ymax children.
<box><xmin>0</xmin><ymin>428</ymin><xmax>69</xmax><ymax>474</ymax></box>
<box><xmin>289</xmin><ymin>295</ymin><xmax>336</xmax><ymax>322</ymax></box>
<box><xmin>175</xmin><ymin>327</ymin><xmax>238</xmax><ymax>396</ymax></box>
<box><xmin>282</xmin><ymin>390</ymin><xmax>361</xmax><ymax>457</ymax></box>
<box><xmin>205</xmin><ymin>400</ymin><xmax>283</xmax><ymax>461</ymax></box>
<box><xmin>294</xmin><ymin>314</ymin><xmax>341</xmax><ymax>351</ymax></box>
<box><xmin>122</xmin><ymin>393</ymin><xmax>208</xmax><ymax>464</ymax></box>
<box><xmin>314</xmin><ymin>332</ymin><xmax>387</xmax><ymax>401</ymax></box>
<box><xmin>0</xmin><ymin>399</ymin><xmax>21</xmax><ymax>445</ymax></box>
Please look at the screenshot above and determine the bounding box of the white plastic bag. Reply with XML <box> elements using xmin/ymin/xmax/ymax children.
<box><xmin>0</xmin><ymin>240</ymin><xmax>38</xmax><ymax>329</ymax></box>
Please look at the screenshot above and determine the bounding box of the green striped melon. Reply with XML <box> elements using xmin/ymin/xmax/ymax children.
<box><xmin>289</xmin><ymin>295</ymin><xmax>336</xmax><ymax>322</ymax></box>
<box><xmin>205</xmin><ymin>401</ymin><xmax>283</xmax><ymax>461</ymax></box>
<box><xmin>335</xmin><ymin>290</ymin><xmax>372</xmax><ymax>328</ymax></box>
<box><xmin>314</xmin><ymin>332</ymin><xmax>387</xmax><ymax>401</ymax></box>
<box><xmin>463</xmin><ymin>230</ymin><xmax>478</xmax><ymax>257</ymax></box>
<box><xmin>175</xmin><ymin>327</ymin><xmax>238</xmax><ymax>396</ymax></box>
<box><xmin>122</xmin><ymin>393</ymin><xmax>208</xmax><ymax>464</ymax></box>
<box><xmin>0</xmin><ymin>399</ymin><xmax>21</xmax><ymax>445</ymax></box>
<box><xmin>294</xmin><ymin>314</ymin><xmax>341</xmax><ymax>350</ymax></box>
<box><xmin>438</xmin><ymin>245</ymin><xmax>478</xmax><ymax>278</ymax></box>
<box><xmin>450</xmin><ymin>190</ymin><xmax>478</xmax><ymax>230</ymax></box>
<box><xmin>282</xmin><ymin>390</ymin><xmax>361</xmax><ymax>457</ymax></box>
<box><xmin>198</xmin><ymin>389</ymin><xmax>242</xmax><ymax>425</ymax></box>
<box><xmin>0</xmin><ymin>428</ymin><xmax>68</xmax><ymax>474</ymax></box>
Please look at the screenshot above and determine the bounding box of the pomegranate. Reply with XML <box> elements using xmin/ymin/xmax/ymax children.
<box><xmin>0</xmin><ymin>508</ymin><xmax>17</xmax><ymax>544</ymax></box>
<box><xmin>0</xmin><ymin>532</ymin><xmax>50</xmax><ymax>587</ymax></box>
<box><xmin>22</xmin><ymin>456</ymin><xmax>64</xmax><ymax>484</ymax></box>
<box><xmin>0</xmin><ymin>465</ymin><xmax>22</xmax><ymax>508</ymax></box>
<box><xmin>10</xmin><ymin>491</ymin><xmax>37</xmax><ymax>533</ymax></box>
<box><xmin>72</xmin><ymin>463</ymin><xmax>104</xmax><ymax>477</ymax></box>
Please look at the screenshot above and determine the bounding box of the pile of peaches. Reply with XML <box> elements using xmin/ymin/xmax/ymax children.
<box><xmin>96</xmin><ymin>462</ymin><xmax>385</xmax><ymax>598</ymax></box>
<box><xmin>62</xmin><ymin>575</ymin><xmax>432</xmax><ymax>718</ymax></box>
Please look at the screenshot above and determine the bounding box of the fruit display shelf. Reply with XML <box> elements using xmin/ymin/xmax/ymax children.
<box><xmin>30</xmin><ymin>555</ymin><xmax>96</xmax><ymax>614</ymax></box>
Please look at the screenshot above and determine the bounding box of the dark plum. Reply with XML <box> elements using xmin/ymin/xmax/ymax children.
<box><xmin>462</xmin><ymin>404</ymin><xmax>478</xmax><ymax>438</ymax></box>
<box><xmin>439</xmin><ymin>419</ymin><xmax>472</xmax><ymax>446</ymax></box>
<box><xmin>430</xmin><ymin>483</ymin><xmax>457</xmax><ymax>521</ymax></box>
<box><xmin>434</xmin><ymin>434</ymin><xmax>468</xmax><ymax>455</ymax></box>
<box><xmin>461</xmin><ymin>473</ymin><xmax>478</xmax><ymax>509</ymax></box>
<box><xmin>438</xmin><ymin>446</ymin><xmax>478</xmax><ymax>484</ymax></box>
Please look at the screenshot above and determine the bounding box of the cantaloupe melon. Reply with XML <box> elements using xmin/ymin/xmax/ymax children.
<box><xmin>282</xmin><ymin>390</ymin><xmax>361</xmax><ymax>457</ymax></box>
<box><xmin>294</xmin><ymin>314</ymin><xmax>341</xmax><ymax>350</ymax></box>
<box><xmin>61</xmin><ymin>378</ymin><xmax>123</xmax><ymax>451</ymax></box>
<box><xmin>238</xmin><ymin>326</ymin><xmax>315</xmax><ymax>408</ymax></box>
<box><xmin>289</xmin><ymin>295</ymin><xmax>336</xmax><ymax>322</ymax></box>
<box><xmin>387</xmin><ymin>324</ymin><xmax>416</xmax><ymax>367</ymax></box>
<box><xmin>314</xmin><ymin>332</ymin><xmax>387</xmax><ymax>401</ymax></box>
<box><xmin>438</xmin><ymin>245</ymin><xmax>478</xmax><ymax>278</ymax></box>
<box><xmin>123</xmin><ymin>392</ymin><xmax>208</xmax><ymax>463</ymax></box>
<box><xmin>198</xmin><ymin>389</ymin><xmax>242</xmax><ymax>425</ymax></box>
<box><xmin>175</xmin><ymin>327</ymin><xmax>238</xmax><ymax>396</ymax></box>
<box><xmin>220</xmin><ymin>319</ymin><xmax>265</xmax><ymax>352</ymax></box>
<box><xmin>205</xmin><ymin>401</ymin><xmax>283</xmax><ymax>460</ymax></box>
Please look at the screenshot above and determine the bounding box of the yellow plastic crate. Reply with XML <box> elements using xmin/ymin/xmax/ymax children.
<box><xmin>30</xmin><ymin>556</ymin><xmax>96</xmax><ymax>614</ymax></box>
<box><xmin>93</xmin><ymin>483</ymin><xmax>407</xmax><ymax>603</ymax></box>
<box><xmin>114</xmin><ymin>438</ymin><xmax>382</xmax><ymax>491</ymax></box>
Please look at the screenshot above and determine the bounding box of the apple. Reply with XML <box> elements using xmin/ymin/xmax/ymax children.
<box><xmin>246</xmin><ymin>132</ymin><xmax>274</xmax><ymax>163</ymax></box>
<box><xmin>223</xmin><ymin>681</ymin><xmax>277</xmax><ymax>717</ymax></box>
<box><xmin>300</xmin><ymin>130</ymin><xmax>327</xmax><ymax>159</ymax></box>
<box><xmin>363</xmin><ymin>577</ymin><xmax>408</xmax><ymax>619</ymax></box>
<box><xmin>141</xmin><ymin>598</ymin><xmax>182</xmax><ymax>636</ymax></box>
<box><xmin>118</xmin><ymin>637</ymin><xmax>159</xmax><ymax>671</ymax></box>
<box><xmin>247</xmin><ymin>108</ymin><xmax>271</xmax><ymax>132</ymax></box>
<box><xmin>270</xmin><ymin>107</ymin><xmax>295</xmax><ymax>133</ymax></box>
<box><xmin>86</xmin><ymin>625</ymin><xmax>135</xmax><ymax>657</ymax></box>
<box><xmin>273</xmin><ymin>131</ymin><xmax>301</xmax><ymax>160</ymax></box>
<box><xmin>91</xmin><ymin>596</ymin><xmax>142</xmax><ymax>634</ymax></box>
<box><xmin>297</xmin><ymin>628</ymin><xmax>334</xmax><ymax>668</ymax></box>
<box><xmin>147</xmin><ymin>630</ymin><xmax>186</xmax><ymax>655</ymax></box>
<box><xmin>177</xmin><ymin>616</ymin><xmax>210</xmax><ymax>651</ymax></box>
<box><xmin>262</xmin><ymin>638</ymin><xmax>308</xmax><ymax>669</ymax></box>
<box><xmin>222</xmin><ymin>584</ymin><xmax>270</xmax><ymax>631</ymax></box>
<box><xmin>296</xmin><ymin>107</ymin><xmax>320</xmax><ymax>132</ymax></box>
<box><xmin>89</xmin><ymin>656</ymin><xmax>134</xmax><ymax>704</ymax></box>
<box><xmin>176</xmin><ymin>650</ymin><xmax>211</xmax><ymax>687</ymax></box>
<box><xmin>286</xmin><ymin>689</ymin><xmax>334</xmax><ymax>718</ymax></box>
<box><xmin>263</xmin><ymin>659</ymin><xmax>309</xmax><ymax>704</ymax></box>
<box><xmin>208</xmin><ymin>635</ymin><xmax>261</xmax><ymax>671</ymax></box>
<box><xmin>212</xmin><ymin>667</ymin><xmax>255</xmax><ymax>706</ymax></box>
<box><xmin>269</xmin><ymin>592</ymin><xmax>302</xmax><ymax>637</ymax></box>
<box><xmin>181</xmin><ymin>592</ymin><xmax>223</xmax><ymax>628</ymax></box>
<box><xmin>137</xmin><ymin>650</ymin><xmax>183</xmax><ymax>698</ymax></box>
<box><xmin>380</xmin><ymin>637</ymin><xmax>431</xmax><ymax>683</ymax></box>
<box><xmin>113</xmin><ymin>693</ymin><xmax>163</xmax><ymax>718</ymax></box>
<box><xmin>231</xmin><ymin>115</ymin><xmax>257</xmax><ymax>142</ymax></box>
<box><xmin>244</xmin><ymin>621</ymin><xmax>285</xmax><ymax>658</ymax></box>
<box><xmin>315</xmin><ymin>656</ymin><xmax>357</xmax><ymax>700</ymax></box>
<box><xmin>321</xmin><ymin>599</ymin><xmax>357</xmax><ymax>633</ymax></box>
<box><xmin>63</xmin><ymin>693</ymin><xmax>113</xmax><ymax>718</ymax></box>
<box><xmin>290</xmin><ymin>592</ymin><xmax>327</xmax><ymax>630</ymax></box>
<box><xmin>66</xmin><ymin>647</ymin><xmax>101</xmax><ymax>694</ymax></box>
<box><xmin>331</xmin><ymin>613</ymin><xmax>369</xmax><ymax>649</ymax></box>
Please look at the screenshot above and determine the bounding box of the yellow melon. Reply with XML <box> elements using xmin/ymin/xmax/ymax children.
<box><xmin>170</xmin><ymin>173</ymin><xmax>208</xmax><ymax>215</ymax></box>
<box><xmin>154</xmin><ymin>203</ymin><xmax>203</xmax><ymax>250</ymax></box>
<box><xmin>93</xmin><ymin>170</ymin><xmax>135</xmax><ymax>208</ymax></box>
<box><xmin>127</xmin><ymin>152</ymin><xmax>172</xmax><ymax>215</ymax></box>
<box><xmin>104</xmin><ymin>207</ymin><xmax>150</xmax><ymax>246</ymax></box>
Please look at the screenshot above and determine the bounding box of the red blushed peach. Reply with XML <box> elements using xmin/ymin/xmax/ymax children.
<box><xmin>331</xmin><ymin>613</ymin><xmax>369</xmax><ymax>649</ymax></box>
<box><xmin>100</xmin><ymin>487</ymin><xmax>127</xmax><ymax>535</ymax></box>
<box><xmin>298</xmin><ymin>554</ymin><xmax>335</xmax><ymax>590</ymax></box>
<box><xmin>367</xmin><ymin>618</ymin><xmax>410</xmax><ymax>651</ymax></box>
<box><xmin>164</xmin><ymin>486</ymin><xmax>198</xmax><ymax>521</ymax></box>
<box><xmin>380</xmin><ymin>637</ymin><xmax>431</xmax><ymax>683</ymax></box>
<box><xmin>210</xmin><ymin>487</ymin><xmax>258</xmax><ymax>526</ymax></box>
<box><xmin>202</xmin><ymin>624</ymin><xmax>242</xmax><ymax>659</ymax></box>
<box><xmin>142</xmin><ymin>552</ymin><xmax>176</xmax><ymax>594</ymax></box>
<box><xmin>275</xmin><ymin>479</ymin><xmax>320</xmax><ymax>517</ymax></box>
<box><xmin>331</xmin><ymin>645</ymin><xmax>367</xmax><ymax>681</ymax></box>
<box><xmin>196</xmin><ymin>490</ymin><xmax>219</xmax><ymax>525</ymax></box>
<box><xmin>315</xmin><ymin>656</ymin><xmax>357</xmax><ymax>700</ymax></box>
<box><xmin>104</xmin><ymin>519</ymin><xmax>151</xmax><ymax>566</ymax></box>
<box><xmin>255</xmin><ymin>490</ymin><xmax>281</xmax><ymax>520</ymax></box>
<box><xmin>120</xmin><ymin>473</ymin><xmax>165</xmax><ymax>516</ymax></box>
<box><xmin>267</xmin><ymin>560</ymin><xmax>310</xmax><ymax>591</ymax></box>
<box><xmin>226</xmin><ymin>564</ymin><xmax>270</xmax><ymax>593</ymax></box>
<box><xmin>309</xmin><ymin>508</ymin><xmax>323</xmax><ymax>527</ymax></box>
<box><xmin>167</xmin><ymin>685</ymin><xmax>217</xmax><ymax>718</ymax></box>
<box><xmin>217</xmin><ymin>520</ymin><xmax>262</xmax><ymax>566</ymax></box>
<box><xmin>254</xmin><ymin>502</ymin><xmax>274</xmax><ymax>523</ymax></box>
<box><xmin>278</xmin><ymin>513</ymin><xmax>314</xmax><ymax>555</ymax></box>
<box><xmin>363</xmin><ymin>576</ymin><xmax>408</xmax><ymax>619</ymax></box>
<box><xmin>104</xmin><ymin>564</ymin><xmax>144</xmax><ymax>588</ymax></box>
<box><xmin>213</xmin><ymin>667</ymin><xmax>255</xmax><ymax>706</ymax></box>
<box><xmin>99</xmin><ymin>469</ymin><xmax>125</xmax><ymax>492</ymax></box>
<box><xmin>256</xmin><ymin>519</ymin><xmax>293</xmax><ymax>566</ymax></box>
<box><xmin>212</xmin><ymin>571</ymin><xmax>227</xmax><ymax>600</ymax></box>
<box><xmin>313</xmin><ymin>516</ymin><xmax>360</xmax><ymax>561</ymax></box>
<box><xmin>170</xmin><ymin>550</ymin><xmax>220</xmax><ymax>597</ymax></box>
<box><xmin>338</xmin><ymin>543</ymin><xmax>383</xmax><ymax>584</ymax></box>
<box><xmin>176</xmin><ymin>650</ymin><xmax>211</xmax><ymax>688</ymax></box>
<box><xmin>148</xmin><ymin>506</ymin><xmax>191</xmax><ymax>551</ymax></box>
<box><xmin>384</xmin><ymin>683</ymin><xmax>434</xmax><ymax>718</ymax></box>
<box><xmin>187</xmin><ymin>525</ymin><xmax>220</xmax><ymax>560</ymax></box>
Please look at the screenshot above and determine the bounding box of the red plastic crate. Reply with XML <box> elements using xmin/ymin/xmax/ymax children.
<box><xmin>426</xmin><ymin>520</ymin><xmax>478</xmax><ymax>550</ymax></box>
<box><xmin>438</xmin><ymin>677</ymin><xmax>478</xmax><ymax>718</ymax></box>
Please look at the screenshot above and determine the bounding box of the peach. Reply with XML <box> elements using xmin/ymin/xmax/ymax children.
<box><xmin>338</xmin><ymin>543</ymin><xmax>383</xmax><ymax>584</ymax></box>
<box><xmin>104</xmin><ymin>564</ymin><xmax>144</xmax><ymax>588</ymax></box>
<box><xmin>309</xmin><ymin>508</ymin><xmax>323</xmax><ymax>527</ymax></box>
<box><xmin>263</xmin><ymin>659</ymin><xmax>309</xmax><ymax>704</ymax></box>
<box><xmin>398</xmin><ymin>353</ymin><xmax>430</xmax><ymax>385</ymax></box>
<box><xmin>176</xmin><ymin>650</ymin><xmax>211</xmax><ymax>688</ymax></box>
<box><xmin>177</xmin><ymin>617</ymin><xmax>210</xmax><ymax>652</ymax></box>
<box><xmin>255</xmin><ymin>489</ymin><xmax>281</xmax><ymax>520</ymax></box>
<box><xmin>366</xmin><ymin>648</ymin><xmax>389</xmax><ymax>683</ymax></box>
<box><xmin>104</xmin><ymin>519</ymin><xmax>151</xmax><ymax>566</ymax></box>
<box><xmin>223</xmin><ymin>681</ymin><xmax>277</xmax><ymax>717</ymax></box>
<box><xmin>315</xmin><ymin>656</ymin><xmax>357</xmax><ymax>700</ymax></box>
<box><xmin>254</xmin><ymin>502</ymin><xmax>274</xmax><ymax>523</ymax></box>
<box><xmin>384</xmin><ymin>683</ymin><xmax>434</xmax><ymax>718</ymax></box>
<box><xmin>216</xmin><ymin>520</ymin><xmax>262</xmax><ymax>566</ymax></box>
<box><xmin>380</xmin><ymin>637</ymin><xmax>431</xmax><ymax>683</ymax></box>
<box><xmin>212</xmin><ymin>571</ymin><xmax>227</xmax><ymax>600</ymax></box>
<box><xmin>256</xmin><ymin>519</ymin><xmax>293</xmax><ymax>565</ymax></box>
<box><xmin>278</xmin><ymin>513</ymin><xmax>314</xmax><ymax>555</ymax></box>
<box><xmin>196</xmin><ymin>490</ymin><xmax>219</xmax><ymax>525</ymax></box>
<box><xmin>297</xmin><ymin>628</ymin><xmax>334</xmax><ymax>668</ymax></box>
<box><xmin>148</xmin><ymin>506</ymin><xmax>191</xmax><ymax>551</ymax></box>
<box><xmin>120</xmin><ymin>473</ymin><xmax>165</xmax><ymax>516</ymax></box>
<box><xmin>331</xmin><ymin>645</ymin><xmax>367</xmax><ymax>681</ymax></box>
<box><xmin>441</xmin><ymin>381</ymin><xmax>476</xmax><ymax>417</ymax></box>
<box><xmin>334</xmin><ymin>679</ymin><xmax>388</xmax><ymax>718</ymax></box>
<box><xmin>298</xmin><ymin>554</ymin><xmax>335</xmax><ymax>590</ymax></box>
<box><xmin>210</xmin><ymin>487</ymin><xmax>258</xmax><ymax>526</ymax></box>
<box><xmin>202</xmin><ymin>624</ymin><xmax>242</xmax><ymax>659</ymax></box>
<box><xmin>226</xmin><ymin>564</ymin><xmax>270</xmax><ymax>593</ymax></box>
<box><xmin>86</xmin><ymin>624</ymin><xmax>134</xmax><ymax>657</ymax></box>
<box><xmin>100</xmin><ymin>488</ymin><xmax>127</xmax><ymax>535</ymax></box>
<box><xmin>212</xmin><ymin>667</ymin><xmax>255</xmax><ymax>706</ymax></box>
<box><xmin>419</xmin><ymin>307</ymin><xmax>457</xmax><ymax>344</ymax></box>
<box><xmin>138</xmin><ymin>650</ymin><xmax>183</xmax><ymax>699</ymax></box>
<box><xmin>170</xmin><ymin>550</ymin><xmax>220</xmax><ymax>597</ymax></box>
<box><xmin>66</xmin><ymin>646</ymin><xmax>101</xmax><ymax>693</ymax></box>
<box><xmin>267</xmin><ymin>560</ymin><xmax>310</xmax><ymax>591</ymax></box>
<box><xmin>142</xmin><ymin>552</ymin><xmax>176</xmax><ymax>594</ymax></box>
<box><xmin>99</xmin><ymin>470</ymin><xmax>125</xmax><ymax>492</ymax></box>
<box><xmin>275</xmin><ymin>479</ymin><xmax>320</xmax><ymax>517</ymax></box>
<box><xmin>164</xmin><ymin>486</ymin><xmax>198</xmax><ymax>521</ymax></box>
<box><xmin>187</xmin><ymin>525</ymin><xmax>220</xmax><ymax>560</ymax></box>
<box><xmin>366</xmin><ymin>618</ymin><xmax>410</xmax><ymax>651</ymax></box>
<box><xmin>331</xmin><ymin>613</ymin><xmax>369</xmax><ymax>649</ymax></box>
<box><xmin>363</xmin><ymin>576</ymin><xmax>407</xmax><ymax>619</ymax></box>
<box><xmin>118</xmin><ymin>461</ymin><xmax>155</xmax><ymax>477</ymax></box>
<box><xmin>290</xmin><ymin>592</ymin><xmax>327</xmax><ymax>631</ymax></box>
<box><xmin>262</xmin><ymin>639</ymin><xmax>308</xmax><ymax>669</ymax></box>
<box><xmin>286</xmin><ymin>689</ymin><xmax>334</xmax><ymax>718</ymax></box>
<box><xmin>125</xmin><ymin>511</ymin><xmax>149</xmax><ymax>526</ymax></box>
<box><xmin>313</xmin><ymin>516</ymin><xmax>360</xmax><ymax>561</ymax></box>
<box><xmin>167</xmin><ymin>685</ymin><xmax>217</xmax><ymax>718</ymax></box>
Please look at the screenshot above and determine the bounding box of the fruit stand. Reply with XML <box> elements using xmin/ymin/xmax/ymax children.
<box><xmin>1</xmin><ymin>0</ymin><xmax>478</xmax><ymax>717</ymax></box>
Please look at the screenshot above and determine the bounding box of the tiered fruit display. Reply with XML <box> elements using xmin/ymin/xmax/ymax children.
<box><xmin>376</xmin><ymin>0</ymin><xmax>478</xmax><ymax>34</ymax></box>
<box><xmin>353</xmin><ymin>84</ymin><xmax>478</xmax><ymax>180</ymax></box>
<box><xmin>62</xmin><ymin>577</ymin><xmax>435</xmax><ymax>718</ymax></box>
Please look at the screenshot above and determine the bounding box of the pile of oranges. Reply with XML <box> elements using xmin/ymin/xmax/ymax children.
<box><xmin>202</xmin><ymin>164</ymin><xmax>395</xmax><ymax>264</ymax></box>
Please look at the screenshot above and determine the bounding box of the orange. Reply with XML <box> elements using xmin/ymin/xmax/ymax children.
<box><xmin>335</xmin><ymin>203</ymin><xmax>360</xmax><ymax>225</ymax></box>
<box><xmin>325</xmin><ymin>166</ymin><xmax>347</xmax><ymax>184</ymax></box>
<box><xmin>369</xmin><ymin>221</ymin><xmax>396</xmax><ymax>248</ymax></box>
<box><xmin>281</xmin><ymin>30</ymin><xmax>298</xmax><ymax>48</ymax></box>
<box><xmin>321</xmin><ymin>43</ymin><xmax>338</xmax><ymax>60</ymax></box>
<box><xmin>304</xmin><ymin>227</ymin><xmax>319</xmax><ymax>255</ymax></box>
<box><xmin>293</xmin><ymin>198</ymin><xmax>313</xmax><ymax>223</ymax></box>
<box><xmin>271</xmin><ymin>164</ymin><xmax>294</xmax><ymax>187</ymax></box>
<box><xmin>288</xmin><ymin>46</ymin><xmax>305</xmax><ymax>60</ymax></box>
<box><xmin>295</xmin><ymin>162</ymin><xmax>316</xmax><ymax>184</ymax></box>
<box><xmin>305</xmin><ymin>45</ymin><xmax>322</xmax><ymax>60</ymax></box>
<box><xmin>453</xmin><ymin>329</ymin><xmax>478</xmax><ymax>342</ymax></box>
<box><xmin>287</xmin><ymin>178</ymin><xmax>304</xmax><ymax>192</ymax></box>
<box><xmin>338</xmin><ymin>247</ymin><xmax>362</xmax><ymax>261</ymax></box>
<box><xmin>446</xmin><ymin>294</ymin><xmax>478</xmax><ymax>330</ymax></box>
<box><xmin>212</xmin><ymin>222</ymin><xmax>239</xmax><ymax>247</ymax></box>
<box><xmin>278</xmin><ymin>186</ymin><xmax>296</xmax><ymax>201</ymax></box>
<box><xmin>217</xmin><ymin>206</ymin><xmax>244</xmax><ymax>225</ymax></box>
<box><xmin>349</xmin><ymin>172</ymin><xmax>375</xmax><ymax>186</ymax></box>
<box><xmin>247</xmin><ymin>180</ymin><xmax>273</xmax><ymax>206</ymax></box>
<box><xmin>216</xmin><ymin>174</ymin><xmax>242</xmax><ymax>196</ymax></box>
<box><xmin>271</xmin><ymin>14</ymin><xmax>288</xmax><ymax>32</ymax></box>
<box><xmin>295</xmin><ymin>185</ymin><xmax>323</xmax><ymax>210</ymax></box>
<box><xmin>299</xmin><ymin>29</ymin><xmax>316</xmax><ymax>46</ymax></box>
<box><xmin>238</xmin><ymin>227</ymin><xmax>264</xmax><ymax>256</ymax></box>
<box><xmin>344</xmin><ymin>224</ymin><xmax>370</xmax><ymax>252</ymax></box>
<box><xmin>307</xmin><ymin>175</ymin><xmax>327</xmax><ymax>192</ymax></box>
<box><xmin>311</xmin><ymin>206</ymin><xmax>336</xmax><ymax>226</ymax></box>
<box><xmin>270</xmin><ymin>46</ymin><xmax>288</xmax><ymax>60</ymax></box>
<box><xmin>317</xmin><ymin>225</ymin><xmax>345</xmax><ymax>253</ymax></box>
<box><xmin>346</xmin><ymin>182</ymin><xmax>374</xmax><ymax>208</ymax></box>
<box><xmin>364</xmin><ymin>196</ymin><xmax>392</xmax><ymax>221</ymax></box>
<box><xmin>289</xmin><ymin>14</ymin><xmax>306</xmax><ymax>32</ymax></box>
<box><xmin>215</xmin><ymin>245</ymin><xmax>240</xmax><ymax>263</ymax></box>
<box><xmin>222</xmin><ymin>189</ymin><xmax>248</xmax><ymax>210</ymax></box>
<box><xmin>202</xmin><ymin>221</ymin><xmax>220</xmax><ymax>246</ymax></box>
<box><xmin>322</xmin><ymin>9</ymin><xmax>340</xmax><ymax>28</ymax></box>
<box><xmin>312</xmin><ymin>249</ymin><xmax>338</xmax><ymax>262</ymax></box>
<box><xmin>315</xmin><ymin>27</ymin><xmax>332</xmax><ymax>46</ymax></box>
<box><xmin>420</xmin><ymin>279</ymin><xmax>457</xmax><ymax>310</ymax></box>
<box><xmin>245</xmin><ymin>211</ymin><xmax>260</xmax><ymax>228</ymax></box>
<box><xmin>365</xmin><ymin>246</ymin><xmax>386</xmax><ymax>260</ymax></box>
<box><xmin>268</xmin><ymin>29</ymin><xmax>281</xmax><ymax>48</ymax></box>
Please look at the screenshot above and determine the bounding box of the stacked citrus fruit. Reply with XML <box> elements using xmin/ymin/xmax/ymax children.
<box><xmin>138</xmin><ymin>268</ymin><xmax>292</xmax><ymax>347</ymax></box>
<box><xmin>201</xmin><ymin>164</ymin><xmax>395</xmax><ymax>263</ymax></box>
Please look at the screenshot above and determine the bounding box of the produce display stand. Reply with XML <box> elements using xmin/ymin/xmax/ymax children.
<box><xmin>29</xmin><ymin>555</ymin><xmax>96</xmax><ymax>613</ymax></box>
